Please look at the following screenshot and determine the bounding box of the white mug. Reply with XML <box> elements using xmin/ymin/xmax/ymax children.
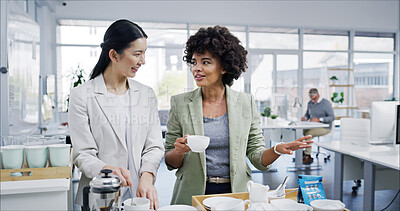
<box><xmin>186</xmin><ymin>135</ymin><xmax>210</xmax><ymax>153</ymax></box>
<box><xmin>123</xmin><ymin>198</ymin><xmax>150</xmax><ymax>211</ymax></box>
<box><xmin>212</xmin><ymin>199</ymin><xmax>251</xmax><ymax>211</ymax></box>
<box><xmin>247</xmin><ymin>181</ymin><xmax>269</xmax><ymax>203</ymax></box>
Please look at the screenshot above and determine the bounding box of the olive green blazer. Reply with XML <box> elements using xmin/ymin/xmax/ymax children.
<box><xmin>164</xmin><ymin>85</ymin><xmax>270</xmax><ymax>205</ymax></box>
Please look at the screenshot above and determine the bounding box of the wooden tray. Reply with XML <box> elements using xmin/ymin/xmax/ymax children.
<box><xmin>0</xmin><ymin>147</ymin><xmax>72</xmax><ymax>182</ymax></box>
<box><xmin>192</xmin><ymin>188</ymin><xmax>298</xmax><ymax>211</ymax></box>
<box><xmin>0</xmin><ymin>166</ymin><xmax>71</xmax><ymax>181</ymax></box>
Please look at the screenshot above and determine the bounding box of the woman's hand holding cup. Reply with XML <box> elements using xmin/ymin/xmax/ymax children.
<box><xmin>174</xmin><ymin>134</ymin><xmax>191</xmax><ymax>155</ymax></box>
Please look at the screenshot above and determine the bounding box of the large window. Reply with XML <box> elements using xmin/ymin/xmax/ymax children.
<box><xmin>249</xmin><ymin>54</ymin><xmax>273</xmax><ymax>113</ymax></box>
<box><xmin>303</xmin><ymin>30</ymin><xmax>348</xmax><ymax>51</ymax></box>
<box><xmin>302</xmin><ymin>52</ymin><xmax>348</xmax><ymax>97</ymax></box>
<box><xmin>56</xmin><ymin>20</ymin><xmax>398</xmax><ymax>116</ymax></box>
<box><xmin>249</xmin><ymin>27</ymin><xmax>298</xmax><ymax>49</ymax></box>
<box><xmin>57</xmin><ymin>20</ymin><xmax>189</xmax><ymax>111</ymax></box>
<box><xmin>354</xmin><ymin>32</ymin><xmax>395</xmax><ymax>52</ymax></box>
<box><xmin>354</xmin><ymin>53</ymin><xmax>394</xmax><ymax>108</ymax></box>
<box><xmin>353</xmin><ymin>32</ymin><xmax>395</xmax><ymax>109</ymax></box>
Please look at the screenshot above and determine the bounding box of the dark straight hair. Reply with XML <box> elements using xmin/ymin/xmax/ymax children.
<box><xmin>89</xmin><ymin>19</ymin><xmax>148</xmax><ymax>80</ymax></box>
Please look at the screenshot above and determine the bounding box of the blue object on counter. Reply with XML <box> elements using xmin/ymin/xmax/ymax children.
<box><xmin>297</xmin><ymin>174</ymin><xmax>326</xmax><ymax>205</ymax></box>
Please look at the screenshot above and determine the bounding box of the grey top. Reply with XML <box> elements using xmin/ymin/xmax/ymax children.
<box><xmin>203</xmin><ymin>113</ymin><xmax>230</xmax><ymax>178</ymax></box>
<box><xmin>304</xmin><ymin>98</ymin><xmax>335</xmax><ymax>128</ymax></box>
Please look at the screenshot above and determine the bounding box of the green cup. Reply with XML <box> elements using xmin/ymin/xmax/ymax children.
<box><xmin>26</xmin><ymin>145</ymin><xmax>48</xmax><ymax>168</ymax></box>
<box><xmin>48</xmin><ymin>144</ymin><xmax>71</xmax><ymax>167</ymax></box>
<box><xmin>0</xmin><ymin>148</ymin><xmax>2</xmax><ymax>170</ymax></box>
<box><xmin>1</xmin><ymin>145</ymin><xmax>24</xmax><ymax>169</ymax></box>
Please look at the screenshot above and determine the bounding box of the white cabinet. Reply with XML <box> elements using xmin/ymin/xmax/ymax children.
<box><xmin>0</xmin><ymin>179</ymin><xmax>70</xmax><ymax>210</ymax></box>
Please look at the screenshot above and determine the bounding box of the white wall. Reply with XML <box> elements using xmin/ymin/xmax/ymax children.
<box><xmin>54</xmin><ymin>0</ymin><xmax>399</xmax><ymax>31</ymax></box>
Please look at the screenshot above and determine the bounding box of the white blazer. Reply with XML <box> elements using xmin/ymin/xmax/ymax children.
<box><xmin>68</xmin><ymin>74</ymin><xmax>165</xmax><ymax>206</ymax></box>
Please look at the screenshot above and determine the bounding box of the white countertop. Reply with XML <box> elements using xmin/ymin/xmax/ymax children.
<box><xmin>0</xmin><ymin>178</ymin><xmax>70</xmax><ymax>195</ymax></box>
<box><xmin>261</xmin><ymin>120</ymin><xmax>330</xmax><ymax>129</ymax></box>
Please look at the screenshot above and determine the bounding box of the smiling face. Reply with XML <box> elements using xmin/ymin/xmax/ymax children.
<box><xmin>191</xmin><ymin>51</ymin><xmax>226</xmax><ymax>88</ymax></box>
<box><xmin>114</xmin><ymin>37</ymin><xmax>147</xmax><ymax>78</ymax></box>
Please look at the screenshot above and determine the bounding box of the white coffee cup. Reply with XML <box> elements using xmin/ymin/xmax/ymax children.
<box><xmin>186</xmin><ymin>135</ymin><xmax>210</xmax><ymax>153</ymax></box>
<box><xmin>247</xmin><ymin>181</ymin><xmax>269</xmax><ymax>203</ymax></box>
<box><xmin>124</xmin><ymin>198</ymin><xmax>150</xmax><ymax>211</ymax></box>
<box><xmin>212</xmin><ymin>199</ymin><xmax>251</xmax><ymax>211</ymax></box>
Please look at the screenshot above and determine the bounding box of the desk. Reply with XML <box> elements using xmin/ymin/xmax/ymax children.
<box><xmin>261</xmin><ymin>120</ymin><xmax>329</xmax><ymax>170</ymax></box>
<box><xmin>314</xmin><ymin>141</ymin><xmax>400</xmax><ymax>210</ymax></box>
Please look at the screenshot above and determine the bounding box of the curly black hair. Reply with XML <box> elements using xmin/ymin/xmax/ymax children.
<box><xmin>183</xmin><ymin>25</ymin><xmax>248</xmax><ymax>86</ymax></box>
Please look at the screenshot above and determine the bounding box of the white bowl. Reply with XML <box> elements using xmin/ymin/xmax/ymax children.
<box><xmin>310</xmin><ymin>199</ymin><xmax>345</xmax><ymax>211</ymax></box>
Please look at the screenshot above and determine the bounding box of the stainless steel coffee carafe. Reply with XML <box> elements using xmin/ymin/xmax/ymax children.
<box><xmin>82</xmin><ymin>169</ymin><xmax>121</xmax><ymax>211</ymax></box>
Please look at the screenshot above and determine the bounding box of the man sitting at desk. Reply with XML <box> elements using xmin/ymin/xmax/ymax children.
<box><xmin>301</xmin><ymin>88</ymin><xmax>335</xmax><ymax>164</ymax></box>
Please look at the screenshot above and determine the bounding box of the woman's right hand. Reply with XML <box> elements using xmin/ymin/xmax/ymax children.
<box><xmin>102</xmin><ymin>165</ymin><xmax>133</xmax><ymax>187</ymax></box>
<box><xmin>165</xmin><ymin>134</ymin><xmax>191</xmax><ymax>169</ymax></box>
<box><xmin>174</xmin><ymin>134</ymin><xmax>191</xmax><ymax>154</ymax></box>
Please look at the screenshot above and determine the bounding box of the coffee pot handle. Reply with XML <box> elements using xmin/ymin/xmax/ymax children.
<box><xmin>82</xmin><ymin>186</ymin><xmax>91</xmax><ymax>211</ymax></box>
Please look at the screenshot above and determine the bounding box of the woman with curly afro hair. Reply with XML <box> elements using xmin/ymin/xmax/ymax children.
<box><xmin>164</xmin><ymin>26</ymin><xmax>313</xmax><ymax>205</ymax></box>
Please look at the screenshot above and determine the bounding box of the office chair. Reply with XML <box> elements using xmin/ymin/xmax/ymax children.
<box><xmin>314</xmin><ymin>124</ymin><xmax>335</xmax><ymax>162</ymax></box>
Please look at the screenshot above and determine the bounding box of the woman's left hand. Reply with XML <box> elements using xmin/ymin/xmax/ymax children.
<box><xmin>276</xmin><ymin>135</ymin><xmax>313</xmax><ymax>155</ymax></box>
<box><xmin>137</xmin><ymin>172</ymin><xmax>159</xmax><ymax>210</ymax></box>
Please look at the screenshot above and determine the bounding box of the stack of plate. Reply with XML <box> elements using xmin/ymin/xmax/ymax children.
<box><xmin>202</xmin><ymin>196</ymin><xmax>238</xmax><ymax>210</ymax></box>
<box><xmin>310</xmin><ymin>199</ymin><xmax>345</xmax><ymax>211</ymax></box>
<box><xmin>158</xmin><ymin>205</ymin><xmax>197</xmax><ymax>210</ymax></box>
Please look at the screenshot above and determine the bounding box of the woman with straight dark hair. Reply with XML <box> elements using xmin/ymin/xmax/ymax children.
<box><xmin>69</xmin><ymin>19</ymin><xmax>164</xmax><ymax>210</ymax></box>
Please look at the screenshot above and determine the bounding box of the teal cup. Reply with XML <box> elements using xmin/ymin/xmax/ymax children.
<box><xmin>26</xmin><ymin>145</ymin><xmax>48</xmax><ymax>168</ymax></box>
<box><xmin>0</xmin><ymin>148</ymin><xmax>2</xmax><ymax>169</ymax></box>
<box><xmin>48</xmin><ymin>144</ymin><xmax>71</xmax><ymax>167</ymax></box>
<box><xmin>1</xmin><ymin>145</ymin><xmax>24</xmax><ymax>170</ymax></box>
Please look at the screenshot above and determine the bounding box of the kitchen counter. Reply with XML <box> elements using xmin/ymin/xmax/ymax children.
<box><xmin>0</xmin><ymin>178</ymin><xmax>71</xmax><ymax>210</ymax></box>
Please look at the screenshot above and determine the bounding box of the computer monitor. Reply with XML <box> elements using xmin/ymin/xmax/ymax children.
<box><xmin>370</xmin><ymin>101</ymin><xmax>399</xmax><ymax>145</ymax></box>
<box><xmin>395</xmin><ymin>104</ymin><xmax>400</xmax><ymax>145</ymax></box>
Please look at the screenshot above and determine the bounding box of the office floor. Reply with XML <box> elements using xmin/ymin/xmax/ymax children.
<box><xmin>72</xmin><ymin>128</ymin><xmax>400</xmax><ymax>210</ymax></box>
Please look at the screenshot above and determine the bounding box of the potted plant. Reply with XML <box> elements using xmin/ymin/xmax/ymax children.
<box><xmin>65</xmin><ymin>65</ymin><xmax>86</xmax><ymax>111</ymax></box>
<box><xmin>260</xmin><ymin>106</ymin><xmax>271</xmax><ymax>125</ymax></box>
<box><xmin>261</xmin><ymin>106</ymin><xmax>271</xmax><ymax>117</ymax></box>
<box><xmin>331</xmin><ymin>92</ymin><xmax>344</xmax><ymax>106</ymax></box>
<box><xmin>329</xmin><ymin>76</ymin><xmax>339</xmax><ymax>85</ymax></box>
<box><xmin>269</xmin><ymin>114</ymin><xmax>278</xmax><ymax>124</ymax></box>
<box><xmin>270</xmin><ymin>114</ymin><xmax>278</xmax><ymax>119</ymax></box>
<box><xmin>61</xmin><ymin>65</ymin><xmax>86</xmax><ymax>126</ymax></box>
